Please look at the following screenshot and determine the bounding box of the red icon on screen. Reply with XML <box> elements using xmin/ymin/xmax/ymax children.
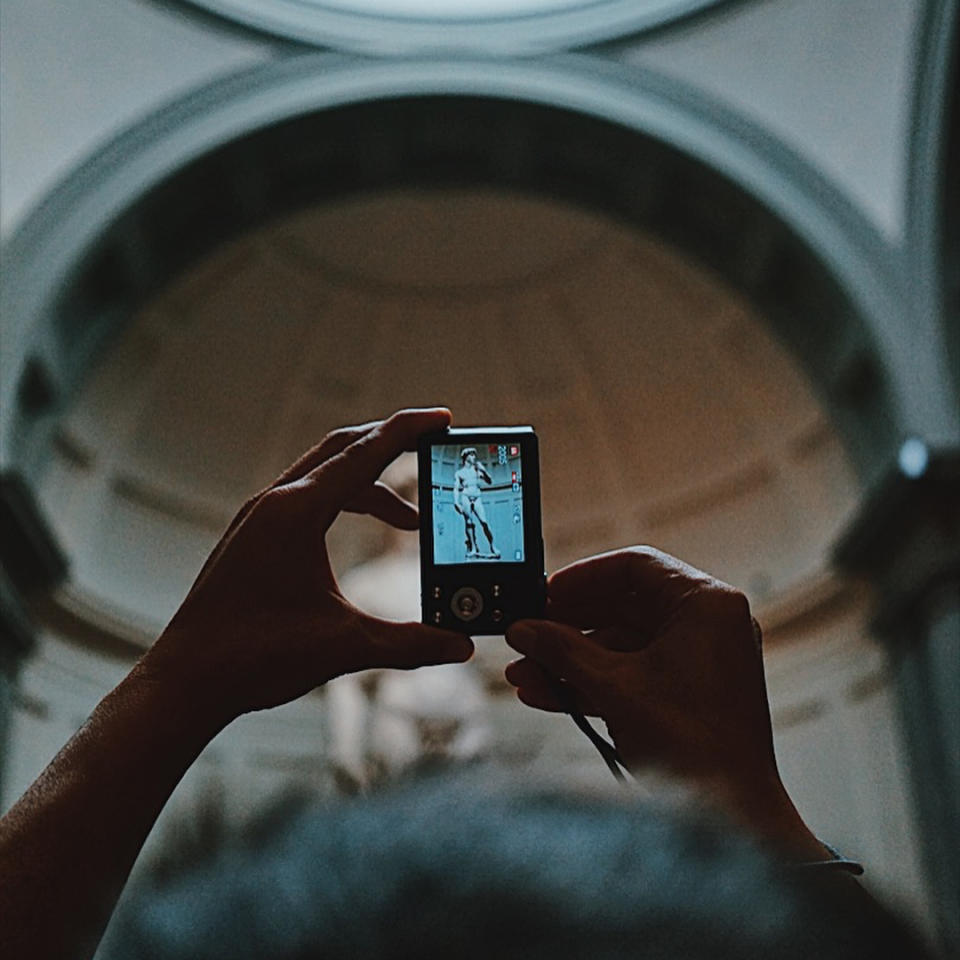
<box><xmin>510</xmin><ymin>445</ymin><xmax>519</xmax><ymax>456</ymax></box>
<box><xmin>512</xmin><ymin>471</ymin><xmax>517</xmax><ymax>481</ymax></box>
<box><xmin>488</xmin><ymin>444</ymin><xmax>498</xmax><ymax>454</ymax></box>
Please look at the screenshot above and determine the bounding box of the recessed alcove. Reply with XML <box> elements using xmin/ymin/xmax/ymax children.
<box><xmin>35</xmin><ymin>187</ymin><xmax>861</xmax><ymax>633</ymax></box>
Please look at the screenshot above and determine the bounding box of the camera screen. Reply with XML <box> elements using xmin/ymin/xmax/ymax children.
<box><xmin>430</xmin><ymin>442</ymin><xmax>525</xmax><ymax>565</ymax></box>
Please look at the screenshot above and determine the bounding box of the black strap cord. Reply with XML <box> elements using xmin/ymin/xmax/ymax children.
<box><xmin>547</xmin><ymin>677</ymin><xmax>631</xmax><ymax>785</ymax></box>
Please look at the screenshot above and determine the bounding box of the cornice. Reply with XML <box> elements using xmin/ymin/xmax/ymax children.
<box><xmin>177</xmin><ymin>0</ymin><xmax>735</xmax><ymax>56</ymax></box>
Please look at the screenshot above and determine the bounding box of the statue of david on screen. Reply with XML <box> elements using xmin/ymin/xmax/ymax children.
<box><xmin>453</xmin><ymin>447</ymin><xmax>500</xmax><ymax>560</ymax></box>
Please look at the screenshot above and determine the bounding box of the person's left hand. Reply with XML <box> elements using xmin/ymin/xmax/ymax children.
<box><xmin>143</xmin><ymin>408</ymin><xmax>473</xmax><ymax>722</ymax></box>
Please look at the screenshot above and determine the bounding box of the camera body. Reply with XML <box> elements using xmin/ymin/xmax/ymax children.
<box><xmin>418</xmin><ymin>426</ymin><xmax>545</xmax><ymax>634</ymax></box>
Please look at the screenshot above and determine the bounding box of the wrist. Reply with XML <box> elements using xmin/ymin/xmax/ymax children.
<box><xmin>712</xmin><ymin>771</ymin><xmax>829</xmax><ymax>862</ymax></box>
<box><xmin>136</xmin><ymin>631</ymin><xmax>239</xmax><ymax>736</ymax></box>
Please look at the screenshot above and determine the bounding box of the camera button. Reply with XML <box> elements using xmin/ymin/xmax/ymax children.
<box><xmin>492</xmin><ymin>584</ymin><xmax>502</xmax><ymax>598</ymax></box>
<box><xmin>432</xmin><ymin>585</ymin><xmax>443</xmax><ymax>599</ymax></box>
<box><xmin>433</xmin><ymin>611</ymin><xmax>443</xmax><ymax>624</ymax></box>
<box><xmin>491</xmin><ymin>609</ymin><xmax>504</xmax><ymax>623</ymax></box>
<box><xmin>451</xmin><ymin>586</ymin><xmax>483</xmax><ymax>622</ymax></box>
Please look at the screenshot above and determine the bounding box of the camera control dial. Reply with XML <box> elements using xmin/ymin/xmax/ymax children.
<box><xmin>450</xmin><ymin>586</ymin><xmax>484</xmax><ymax>622</ymax></box>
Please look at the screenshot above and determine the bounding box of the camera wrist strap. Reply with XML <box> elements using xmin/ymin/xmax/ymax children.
<box><xmin>547</xmin><ymin>678</ymin><xmax>631</xmax><ymax>785</ymax></box>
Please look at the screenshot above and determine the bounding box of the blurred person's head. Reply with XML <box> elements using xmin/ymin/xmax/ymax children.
<box><xmin>102</xmin><ymin>773</ymin><xmax>927</xmax><ymax>960</ymax></box>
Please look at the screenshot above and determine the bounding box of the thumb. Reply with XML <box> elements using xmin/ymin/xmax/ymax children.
<box><xmin>505</xmin><ymin>620</ymin><xmax>613</xmax><ymax>695</ymax></box>
<box><xmin>355</xmin><ymin>619</ymin><xmax>475</xmax><ymax>673</ymax></box>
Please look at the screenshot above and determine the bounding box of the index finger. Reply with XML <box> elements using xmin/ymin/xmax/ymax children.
<box><xmin>302</xmin><ymin>408</ymin><xmax>451</xmax><ymax>519</ymax></box>
<box><xmin>273</xmin><ymin>420</ymin><xmax>381</xmax><ymax>488</ymax></box>
<box><xmin>547</xmin><ymin>546</ymin><xmax>716</xmax><ymax>622</ymax></box>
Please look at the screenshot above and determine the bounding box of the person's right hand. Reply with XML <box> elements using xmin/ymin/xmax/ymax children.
<box><xmin>504</xmin><ymin>547</ymin><xmax>827</xmax><ymax>857</ymax></box>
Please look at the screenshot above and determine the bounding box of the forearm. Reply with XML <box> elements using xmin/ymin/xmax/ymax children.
<box><xmin>0</xmin><ymin>648</ymin><xmax>230</xmax><ymax>960</ymax></box>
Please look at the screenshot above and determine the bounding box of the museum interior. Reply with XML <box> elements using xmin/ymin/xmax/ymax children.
<box><xmin>1</xmin><ymin>0</ymin><xmax>957</xmax><ymax>954</ymax></box>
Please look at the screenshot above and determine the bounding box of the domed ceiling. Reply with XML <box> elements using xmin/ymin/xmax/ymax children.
<box><xmin>38</xmin><ymin>188</ymin><xmax>859</xmax><ymax>639</ymax></box>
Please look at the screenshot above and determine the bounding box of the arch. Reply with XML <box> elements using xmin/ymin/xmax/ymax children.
<box><xmin>180</xmin><ymin>0</ymin><xmax>734</xmax><ymax>56</ymax></box>
<box><xmin>0</xmin><ymin>53</ymin><xmax>903</xmax><ymax>486</ymax></box>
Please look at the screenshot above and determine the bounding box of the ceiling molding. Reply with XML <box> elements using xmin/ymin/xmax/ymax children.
<box><xmin>180</xmin><ymin>0</ymin><xmax>733</xmax><ymax>56</ymax></box>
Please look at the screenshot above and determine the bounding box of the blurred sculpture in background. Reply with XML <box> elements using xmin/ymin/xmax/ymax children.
<box><xmin>328</xmin><ymin>453</ymin><xmax>490</xmax><ymax>789</ymax></box>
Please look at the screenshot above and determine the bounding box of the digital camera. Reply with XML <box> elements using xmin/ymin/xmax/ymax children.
<box><xmin>418</xmin><ymin>426</ymin><xmax>545</xmax><ymax>634</ymax></box>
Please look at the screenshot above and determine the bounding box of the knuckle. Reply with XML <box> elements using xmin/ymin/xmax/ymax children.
<box><xmin>384</xmin><ymin>410</ymin><xmax>405</xmax><ymax>430</ymax></box>
<box><xmin>697</xmin><ymin>585</ymin><xmax>751</xmax><ymax>622</ymax></box>
<box><xmin>625</xmin><ymin>543</ymin><xmax>676</xmax><ymax>571</ymax></box>
<box><xmin>624</xmin><ymin>544</ymin><xmax>658</xmax><ymax>571</ymax></box>
<box><xmin>255</xmin><ymin>485</ymin><xmax>297</xmax><ymax>516</ymax></box>
<box><xmin>326</xmin><ymin>425</ymin><xmax>359</xmax><ymax>446</ymax></box>
<box><xmin>234</xmin><ymin>492</ymin><xmax>274</xmax><ymax>527</ymax></box>
<box><xmin>253</xmin><ymin>488</ymin><xmax>281</xmax><ymax>513</ymax></box>
<box><xmin>366</xmin><ymin>418</ymin><xmax>395</xmax><ymax>447</ymax></box>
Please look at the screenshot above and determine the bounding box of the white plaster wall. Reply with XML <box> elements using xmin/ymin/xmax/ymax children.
<box><xmin>0</xmin><ymin>0</ymin><xmax>274</xmax><ymax>238</ymax></box>
<box><xmin>623</xmin><ymin>0</ymin><xmax>921</xmax><ymax>241</ymax></box>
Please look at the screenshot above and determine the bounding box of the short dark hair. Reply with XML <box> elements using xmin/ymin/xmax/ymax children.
<box><xmin>102</xmin><ymin>774</ymin><xmax>927</xmax><ymax>960</ymax></box>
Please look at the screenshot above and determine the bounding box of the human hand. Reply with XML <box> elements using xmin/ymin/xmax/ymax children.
<box><xmin>505</xmin><ymin>547</ymin><xmax>825</xmax><ymax>856</ymax></box>
<box><xmin>145</xmin><ymin>409</ymin><xmax>473</xmax><ymax>723</ymax></box>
